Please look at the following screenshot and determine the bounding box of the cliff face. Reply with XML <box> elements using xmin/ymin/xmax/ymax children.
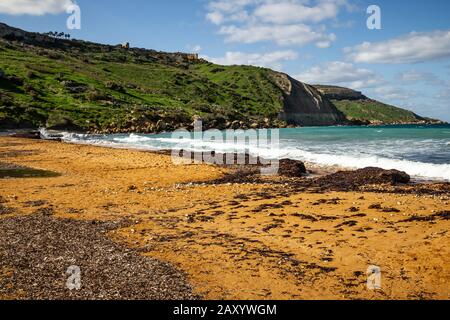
<box><xmin>314</xmin><ymin>85</ymin><xmax>368</xmax><ymax>101</ymax></box>
<box><xmin>271</xmin><ymin>73</ymin><xmax>346</xmax><ymax>126</ymax></box>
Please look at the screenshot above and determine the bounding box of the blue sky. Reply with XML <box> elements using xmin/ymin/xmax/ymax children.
<box><xmin>0</xmin><ymin>0</ymin><xmax>449</xmax><ymax>121</ymax></box>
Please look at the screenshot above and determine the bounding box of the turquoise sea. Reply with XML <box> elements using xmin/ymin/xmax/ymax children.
<box><xmin>43</xmin><ymin>124</ymin><xmax>450</xmax><ymax>181</ymax></box>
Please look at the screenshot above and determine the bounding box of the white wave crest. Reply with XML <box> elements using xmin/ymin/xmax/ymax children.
<box><xmin>46</xmin><ymin>131</ymin><xmax>450</xmax><ymax>181</ymax></box>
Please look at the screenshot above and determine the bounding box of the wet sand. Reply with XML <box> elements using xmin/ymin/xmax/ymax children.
<box><xmin>0</xmin><ymin>137</ymin><xmax>449</xmax><ymax>300</ymax></box>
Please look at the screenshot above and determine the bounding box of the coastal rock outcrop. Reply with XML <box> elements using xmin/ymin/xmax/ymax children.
<box><xmin>271</xmin><ymin>72</ymin><xmax>346</xmax><ymax>126</ymax></box>
<box><xmin>279</xmin><ymin>159</ymin><xmax>308</xmax><ymax>177</ymax></box>
<box><xmin>314</xmin><ymin>85</ymin><xmax>367</xmax><ymax>101</ymax></box>
<box><xmin>312</xmin><ymin>167</ymin><xmax>411</xmax><ymax>190</ymax></box>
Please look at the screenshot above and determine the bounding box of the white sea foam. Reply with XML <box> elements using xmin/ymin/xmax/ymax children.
<box><xmin>278</xmin><ymin>148</ymin><xmax>450</xmax><ymax>181</ymax></box>
<box><xmin>41</xmin><ymin>129</ymin><xmax>450</xmax><ymax>181</ymax></box>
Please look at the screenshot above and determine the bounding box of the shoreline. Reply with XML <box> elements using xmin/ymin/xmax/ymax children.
<box><xmin>1</xmin><ymin>137</ymin><xmax>449</xmax><ymax>300</ymax></box>
<box><xmin>45</xmin><ymin>138</ymin><xmax>450</xmax><ymax>184</ymax></box>
<box><xmin>6</xmin><ymin>127</ymin><xmax>450</xmax><ymax>183</ymax></box>
<box><xmin>38</xmin><ymin>139</ymin><xmax>450</xmax><ymax>184</ymax></box>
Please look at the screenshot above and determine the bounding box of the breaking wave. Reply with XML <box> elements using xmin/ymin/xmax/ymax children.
<box><xmin>39</xmin><ymin>127</ymin><xmax>450</xmax><ymax>181</ymax></box>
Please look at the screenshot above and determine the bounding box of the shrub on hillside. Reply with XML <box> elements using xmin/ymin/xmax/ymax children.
<box><xmin>105</xmin><ymin>81</ymin><xmax>125</xmax><ymax>93</ymax></box>
<box><xmin>86</xmin><ymin>89</ymin><xmax>111</xmax><ymax>102</ymax></box>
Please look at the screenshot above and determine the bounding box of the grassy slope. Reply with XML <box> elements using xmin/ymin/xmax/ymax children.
<box><xmin>0</xmin><ymin>35</ymin><xmax>439</xmax><ymax>131</ymax></box>
<box><xmin>0</xmin><ymin>40</ymin><xmax>284</xmax><ymax>131</ymax></box>
<box><xmin>332</xmin><ymin>99</ymin><xmax>424</xmax><ymax>124</ymax></box>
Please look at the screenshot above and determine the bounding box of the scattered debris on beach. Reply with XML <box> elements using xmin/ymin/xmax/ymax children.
<box><xmin>0</xmin><ymin>213</ymin><xmax>196</xmax><ymax>300</ymax></box>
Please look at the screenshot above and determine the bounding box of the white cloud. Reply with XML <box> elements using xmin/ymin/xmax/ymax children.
<box><xmin>397</xmin><ymin>70</ymin><xmax>430</xmax><ymax>82</ymax></box>
<box><xmin>188</xmin><ymin>45</ymin><xmax>202</xmax><ymax>53</ymax></box>
<box><xmin>205</xmin><ymin>0</ymin><xmax>348</xmax><ymax>48</ymax></box>
<box><xmin>372</xmin><ymin>86</ymin><xmax>416</xmax><ymax>101</ymax></box>
<box><xmin>436</xmin><ymin>85</ymin><xmax>450</xmax><ymax>100</ymax></box>
<box><xmin>206</xmin><ymin>11</ymin><xmax>225</xmax><ymax>25</ymax></box>
<box><xmin>206</xmin><ymin>0</ymin><xmax>256</xmax><ymax>25</ymax></box>
<box><xmin>0</xmin><ymin>0</ymin><xmax>74</xmax><ymax>16</ymax></box>
<box><xmin>208</xmin><ymin>0</ymin><xmax>256</xmax><ymax>14</ymax></box>
<box><xmin>219</xmin><ymin>23</ymin><xmax>335</xmax><ymax>47</ymax></box>
<box><xmin>345</xmin><ymin>30</ymin><xmax>450</xmax><ymax>64</ymax></box>
<box><xmin>202</xmin><ymin>50</ymin><xmax>298</xmax><ymax>70</ymax></box>
<box><xmin>295</xmin><ymin>61</ymin><xmax>383</xmax><ymax>89</ymax></box>
<box><xmin>331</xmin><ymin>19</ymin><xmax>355</xmax><ymax>29</ymax></box>
<box><xmin>396</xmin><ymin>70</ymin><xmax>445</xmax><ymax>86</ymax></box>
<box><xmin>254</xmin><ymin>1</ymin><xmax>340</xmax><ymax>24</ymax></box>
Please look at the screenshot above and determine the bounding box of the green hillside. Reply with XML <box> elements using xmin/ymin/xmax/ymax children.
<box><xmin>314</xmin><ymin>85</ymin><xmax>440</xmax><ymax>125</ymax></box>
<box><xmin>332</xmin><ymin>100</ymin><xmax>425</xmax><ymax>125</ymax></box>
<box><xmin>0</xmin><ymin>23</ymin><xmax>442</xmax><ymax>132</ymax></box>
<box><xmin>0</xmin><ymin>32</ymin><xmax>285</xmax><ymax>132</ymax></box>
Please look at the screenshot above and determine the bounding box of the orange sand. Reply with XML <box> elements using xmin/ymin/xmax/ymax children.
<box><xmin>1</xmin><ymin>137</ymin><xmax>449</xmax><ymax>300</ymax></box>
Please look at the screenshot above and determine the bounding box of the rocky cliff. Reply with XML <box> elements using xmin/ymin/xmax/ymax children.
<box><xmin>272</xmin><ymin>74</ymin><xmax>346</xmax><ymax>126</ymax></box>
<box><xmin>314</xmin><ymin>85</ymin><xmax>368</xmax><ymax>101</ymax></box>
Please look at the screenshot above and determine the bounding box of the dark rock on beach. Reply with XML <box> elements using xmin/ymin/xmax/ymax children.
<box><xmin>279</xmin><ymin>159</ymin><xmax>307</xmax><ymax>177</ymax></box>
<box><xmin>309</xmin><ymin>167</ymin><xmax>411</xmax><ymax>191</ymax></box>
<box><xmin>400</xmin><ymin>210</ymin><xmax>450</xmax><ymax>223</ymax></box>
